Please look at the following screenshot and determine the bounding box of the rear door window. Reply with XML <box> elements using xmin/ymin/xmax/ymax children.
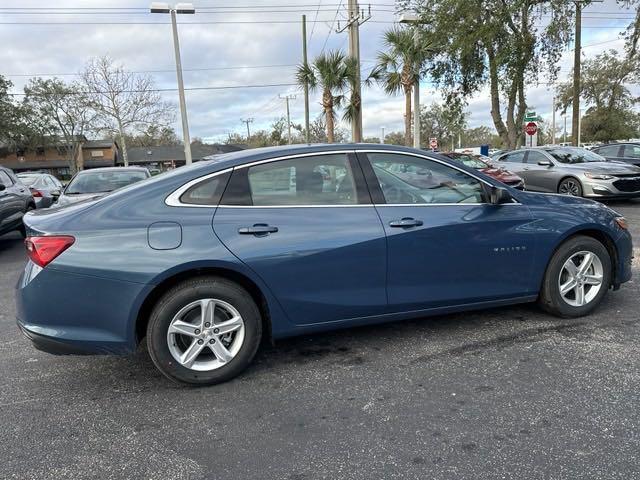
<box><xmin>246</xmin><ymin>154</ymin><xmax>360</xmax><ymax>206</ymax></box>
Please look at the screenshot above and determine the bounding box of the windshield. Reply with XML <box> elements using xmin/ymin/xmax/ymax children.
<box><xmin>547</xmin><ymin>148</ymin><xmax>606</xmax><ymax>164</ymax></box>
<box><xmin>449</xmin><ymin>155</ymin><xmax>487</xmax><ymax>169</ymax></box>
<box><xmin>65</xmin><ymin>170</ymin><xmax>148</xmax><ymax>194</ymax></box>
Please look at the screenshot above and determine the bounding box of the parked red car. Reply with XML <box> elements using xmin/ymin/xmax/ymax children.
<box><xmin>442</xmin><ymin>152</ymin><xmax>525</xmax><ymax>190</ymax></box>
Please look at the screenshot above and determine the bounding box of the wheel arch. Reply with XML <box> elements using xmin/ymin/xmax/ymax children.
<box><xmin>557</xmin><ymin>175</ymin><xmax>583</xmax><ymax>194</ymax></box>
<box><xmin>134</xmin><ymin>265</ymin><xmax>275</xmax><ymax>346</ymax></box>
<box><xmin>545</xmin><ymin>227</ymin><xmax>618</xmax><ymax>289</ymax></box>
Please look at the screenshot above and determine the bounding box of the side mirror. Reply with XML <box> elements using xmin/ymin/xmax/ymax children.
<box><xmin>0</xmin><ymin>184</ymin><xmax>5</xmax><ymax>192</ymax></box>
<box><xmin>538</xmin><ymin>160</ymin><xmax>552</xmax><ymax>166</ymax></box>
<box><xmin>489</xmin><ymin>186</ymin><xmax>512</xmax><ymax>205</ymax></box>
<box><xmin>51</xmin><ymin>189</ymin><xmax>61</xmax><ymax>197</ymax></box>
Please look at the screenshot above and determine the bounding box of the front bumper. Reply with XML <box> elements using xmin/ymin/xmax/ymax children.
<box><xmin>583</xmin><ymin>177</ymin><xmax>640</xmax><ymax>198</ymax></box>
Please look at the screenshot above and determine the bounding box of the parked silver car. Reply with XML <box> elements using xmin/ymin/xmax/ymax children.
<box><xmin>495</xmin><ymin>147</ymin><xmax>640</xmax><ymax>198</ymax></box>
<box><xmin>55</xmin><ymin>166</ymin><xmax>151</xmax><ymax>207</ymax></box>
<box><xmin>16</xmin><ymin>172</ymin><xmax>63</xmax><ymax>208</ymax></box>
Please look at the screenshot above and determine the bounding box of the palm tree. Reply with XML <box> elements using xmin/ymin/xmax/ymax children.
<box><xmin>297</xmin><ymin>51</ymin><xmax>350</xmax><ymax>143</ymax></box>
<box><xmin>370</xmin><ymin>27</ymin><xmax>431</xmax><ymax>146</ymax></box>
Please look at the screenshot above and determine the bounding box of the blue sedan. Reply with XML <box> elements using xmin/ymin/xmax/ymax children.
<box><xmin>16</xmin><ymin>144</ymin><xmax>633</xmax><ymax>385</ymax></box>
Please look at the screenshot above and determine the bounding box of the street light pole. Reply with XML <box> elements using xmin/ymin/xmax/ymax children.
<box><xmin>151</xmin><ymin>2</ymin><xmax>194</xmax><ymax>165</ymax></box>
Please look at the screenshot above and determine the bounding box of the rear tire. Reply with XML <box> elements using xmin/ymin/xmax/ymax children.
<box><xmin>146</xmin><ymin>276</ymin><xmax>262</xmax><ymax>386</ymax></box>
<box><xmin>539</xmin><ymin>236</ymin><xmax>611</xmax><ymax>318</ymax></box>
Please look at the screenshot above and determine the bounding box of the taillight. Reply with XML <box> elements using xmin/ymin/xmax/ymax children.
<box><xmin>30</xmin><ymin>188</ymin><xmax>43</xmax><ymax>198</ymax></box>
<box><xmin>24</xmin><ymin>236</ymin><xmax>75</xmax><ymax>268</ymax></box>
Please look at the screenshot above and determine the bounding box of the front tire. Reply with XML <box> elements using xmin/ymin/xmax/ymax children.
<box><xmin>147</xmin><ymin>276</ymin><xmax>262</xmax><ymax>386</ymax></box>
<box><xmin>558</xmin><ymin>177</ymin><xmax>583</xmax><ymax>197</ymax></box>
<box><xmin>539</xmin><ymin>236</ymin><xmax>612</xmax><ymax>318</ymax></box>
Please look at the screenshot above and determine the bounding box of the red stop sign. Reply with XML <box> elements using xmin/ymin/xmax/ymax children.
<box><xmin>525</xmin><ymin>122</ymin><xmax>537</xmax><ymax>136</ymax></box>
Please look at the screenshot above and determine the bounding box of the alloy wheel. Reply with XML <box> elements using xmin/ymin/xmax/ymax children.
<box><xmin>558</xmin><ymin>251</ymin><xmax>604</xmax><ymax>307</ymax></box>
<box><xmin>559</xmin><ymin>179</ymin><xmax>581</xmax><ymax>196</ymax></box>
<box><xmin>166</xmin><ymin>298</ymin><xmax>245</xmax><ymax>371</ymax></box>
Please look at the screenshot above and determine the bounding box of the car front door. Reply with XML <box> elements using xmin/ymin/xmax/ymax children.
<box><xmin>359</xmin><ymin>151</ymin><xmax>536</xmax><ymax>311</ymax></box>
<box><xmin>212</xmin><ymin>152</ymin><xmax>387</xmax><ymax>326</ymax></box>
<box><xmin>522</xmin><ymin>150</ymin><xmax>559</xmax><ymax>192</ymax></box>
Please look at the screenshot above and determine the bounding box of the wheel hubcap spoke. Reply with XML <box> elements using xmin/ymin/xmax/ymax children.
<box><xmin>180</xmin><ymin>339</ymin><xmax>206</xmax><ymax>368</ymax></box>
<box><xmin>215</xmin><ymin>316</ymin><xmax>243</xmax><ymax>335</ymax></box>
<box><xmin>167</xmin><ymin>320</ymin><xmax>200</xmax><ymax>337</ymax></box>
<box><xmin>209</xmin><ymin>340</ymin><xmax>233</xmax><ymax>363</ymax></box>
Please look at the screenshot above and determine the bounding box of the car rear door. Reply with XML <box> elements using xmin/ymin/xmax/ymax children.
<box><xmin>0</xmin><ymin>170</ymin><xmax>25</xmax><ymax>230</ymax></box>
<box><xmin>212</xmin><ymin>151</ymin><xmax>387</xmax><ymax>326</ymax></box>
<box><xmin>521</xmin><ymin>150</ymin><xmax>559</xmax><ymax>192</ymax></box>
<box><xmin>358</xmin><ymin>150</ymin><xmax>536</xmax><ymax>312</ymax></box>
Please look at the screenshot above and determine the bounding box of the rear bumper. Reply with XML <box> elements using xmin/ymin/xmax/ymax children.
<box><xmin>18</xmin><ymin>322</ymin><xmax>107</xmax><ymax>355</ymax></box>
<box><xmin>15</xmin><ymin>261</ymin><xmax>149</xmax><ymax>356</ymax></box>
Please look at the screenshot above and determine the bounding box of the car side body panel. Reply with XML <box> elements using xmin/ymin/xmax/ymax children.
<box><xmin>14</xmin><ymin>144</ymin><xmax>634</xmax><ymax>354</ymax></box>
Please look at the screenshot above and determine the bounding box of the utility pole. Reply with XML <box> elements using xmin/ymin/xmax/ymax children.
<box><xmin>571</xmin><ymin>0</ymin><xmax>603</xmax><ymax>147</ymax></box>
<box><xmin>280</xmin><ymin>94</ymin><xmax>296</xmax><ymax>144</ymax></box>
<box><xmin>337</xmin><ymin>2</ymin><xmax>370</xmax><ymax>143</ymax></box>
<box><xmin>302</xmin><ymin>15</ymin><xmax>310</xmax><ymax>143</ymax></box>
<box><xmin>571</xmin><ymin>1</ymin><xmax>582</xmax><ymax>147</ymax></box>
<box><xmin>381</xmin><ymin>126</ymin><xmax>385</xmax><ymax>144</ymax></box>
<box><xmin>551</xmin><ymin>95</ymin><xmax>556</xmax><ymax>145</ymax></box>
<box><xmin>240</xmin><ymin>118</ymin><xmax>253</xmax><ymax>141</ymax></box>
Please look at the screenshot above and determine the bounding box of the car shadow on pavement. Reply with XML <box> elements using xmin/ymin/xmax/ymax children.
<box><xmin>47</xmin><ymin>300</ymin><xmax>602</xmax><ymax>392</ymax></box>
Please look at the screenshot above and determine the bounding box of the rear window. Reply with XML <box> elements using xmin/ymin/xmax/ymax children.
<box><xmin>66</xmin><ymin>170</ymin><xmax>149</xmax><ymax>194</ymax></box>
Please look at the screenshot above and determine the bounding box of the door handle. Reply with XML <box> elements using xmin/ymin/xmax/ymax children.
<box><xmin>389</xmin><ymin>218</ymin><xmax>423</xmax><ymax>228</ymax></box>
<box><xmin>238</xmin><ymin>224</ymin><xmax>279</xmax><ymax>235</ymax></box>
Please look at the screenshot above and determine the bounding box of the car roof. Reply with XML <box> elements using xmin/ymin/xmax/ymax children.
<box><xmin>74</xmin><ymin>166</ymin><xmax>149</xmax><ymax>175</ymax></box>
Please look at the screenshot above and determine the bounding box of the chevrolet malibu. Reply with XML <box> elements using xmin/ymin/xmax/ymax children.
<box><xmin>16</xmin><ymin>144</ymin><xmax>633</xmax><ymax>385</ymax></box>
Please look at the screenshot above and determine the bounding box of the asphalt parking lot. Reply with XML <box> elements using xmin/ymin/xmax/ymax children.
<box><xmin>1</xmin><ymin>201</ymin><xmax>639</xmax><ymax>480</ymax></box>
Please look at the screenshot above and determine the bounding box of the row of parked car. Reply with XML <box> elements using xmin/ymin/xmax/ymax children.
<box><xmin>0</xmin><ymin>166</ymin><xmax>150</xmax><ymax>238</ymax></box>
<box><xmin>442</xmin><ymin>143</ymin><xmax>640</xmax><ymax>200</ymax></box>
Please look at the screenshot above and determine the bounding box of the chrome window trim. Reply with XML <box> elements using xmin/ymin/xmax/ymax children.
<box><xmin>166</xmin><ymin>149</ymin><xmax>524</xmax><ymax>208</ymax></box>
<box><xmin>236</xmin><ymin>150</ymin><xmax>354</xmax><ymax>170</ymax></box>
<box><xmin>165</xmin><ymin>168</ymin><xmax>233</xmax><ymax>208</ymax></box>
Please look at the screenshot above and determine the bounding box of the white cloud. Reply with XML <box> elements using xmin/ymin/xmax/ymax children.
<box><xmin>0</xmin><ymin>0</ymin><xmax>636</xmax><ymax>143</ymax></box>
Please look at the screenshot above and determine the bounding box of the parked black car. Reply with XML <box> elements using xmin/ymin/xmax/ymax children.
<box><xmin>591</xmin><ymin>142</ymin><xmax>640</xmax><ymax>166</ymax></box>
<box><xmin>0</xmin><ymin>166</ymin><xmax>36</xmax><ymax>237</ymax></box>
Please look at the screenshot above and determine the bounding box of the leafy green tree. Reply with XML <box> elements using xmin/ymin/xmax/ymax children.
<box><xmin>126</xmin><ymin>125</ymin><xmax>181</xmax><ymax>147</ymax></box>
<box><xmin>23</xmin><ymin>78</ymin><xmax>96</xmax><ymax>173</ymax></box>
<box><xmin>0</xmin><ymin>76</ymin><xmax>39</xmax><ymax>150</ymax></box>
<box><xmin>419</xmin><ymin>102</ymin><xmax>466</xmax><ymax>151</ymax></box>
<box><xmin>381</xmin><ymin>131</ymin><xmax>406</xmax><ymax>145</ymax></box>
<box><xmin>297</xmin><ymin>51</ymin><xmax>351</xmax><ymax>143</ymax></box>
<box><xmin>556</xmin><ymin>50</ymin><xmax>640</xmax><ymax>142</ymax></box>
<box><xmin>402</xmin><ymin>0</ymin><xmax>574</xmax><ymax>149</ymax></box>
<box><xmin>370</xmin><ymin>27</ymin><xmax>433</xmax><ymax>146</ymax></box>
<box><xmin>460</xmin><ymin>126</ymin><xmax>495</xmax><ymax>147</ymax></box>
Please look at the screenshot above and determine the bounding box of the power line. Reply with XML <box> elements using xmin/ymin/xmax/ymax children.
<box><xmin>7</xmin><ymin>82</ymin><xmax>298</xmax><ymax>96</ymax></box>
<box><xmin>3</xmin><ymin>63</ymin><xmax>298</xmax><ymax>78</ymax></box>
<box><xmin>321</xmin><ymin>0</ymin><xmax>343</xmax><ymax>54</ymax></box>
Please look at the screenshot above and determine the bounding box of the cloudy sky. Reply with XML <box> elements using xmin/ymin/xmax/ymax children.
<box><xmin>0</xmin><ymin>0</ymin><xmax>637</xmax><ymax>143</ymax></box>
